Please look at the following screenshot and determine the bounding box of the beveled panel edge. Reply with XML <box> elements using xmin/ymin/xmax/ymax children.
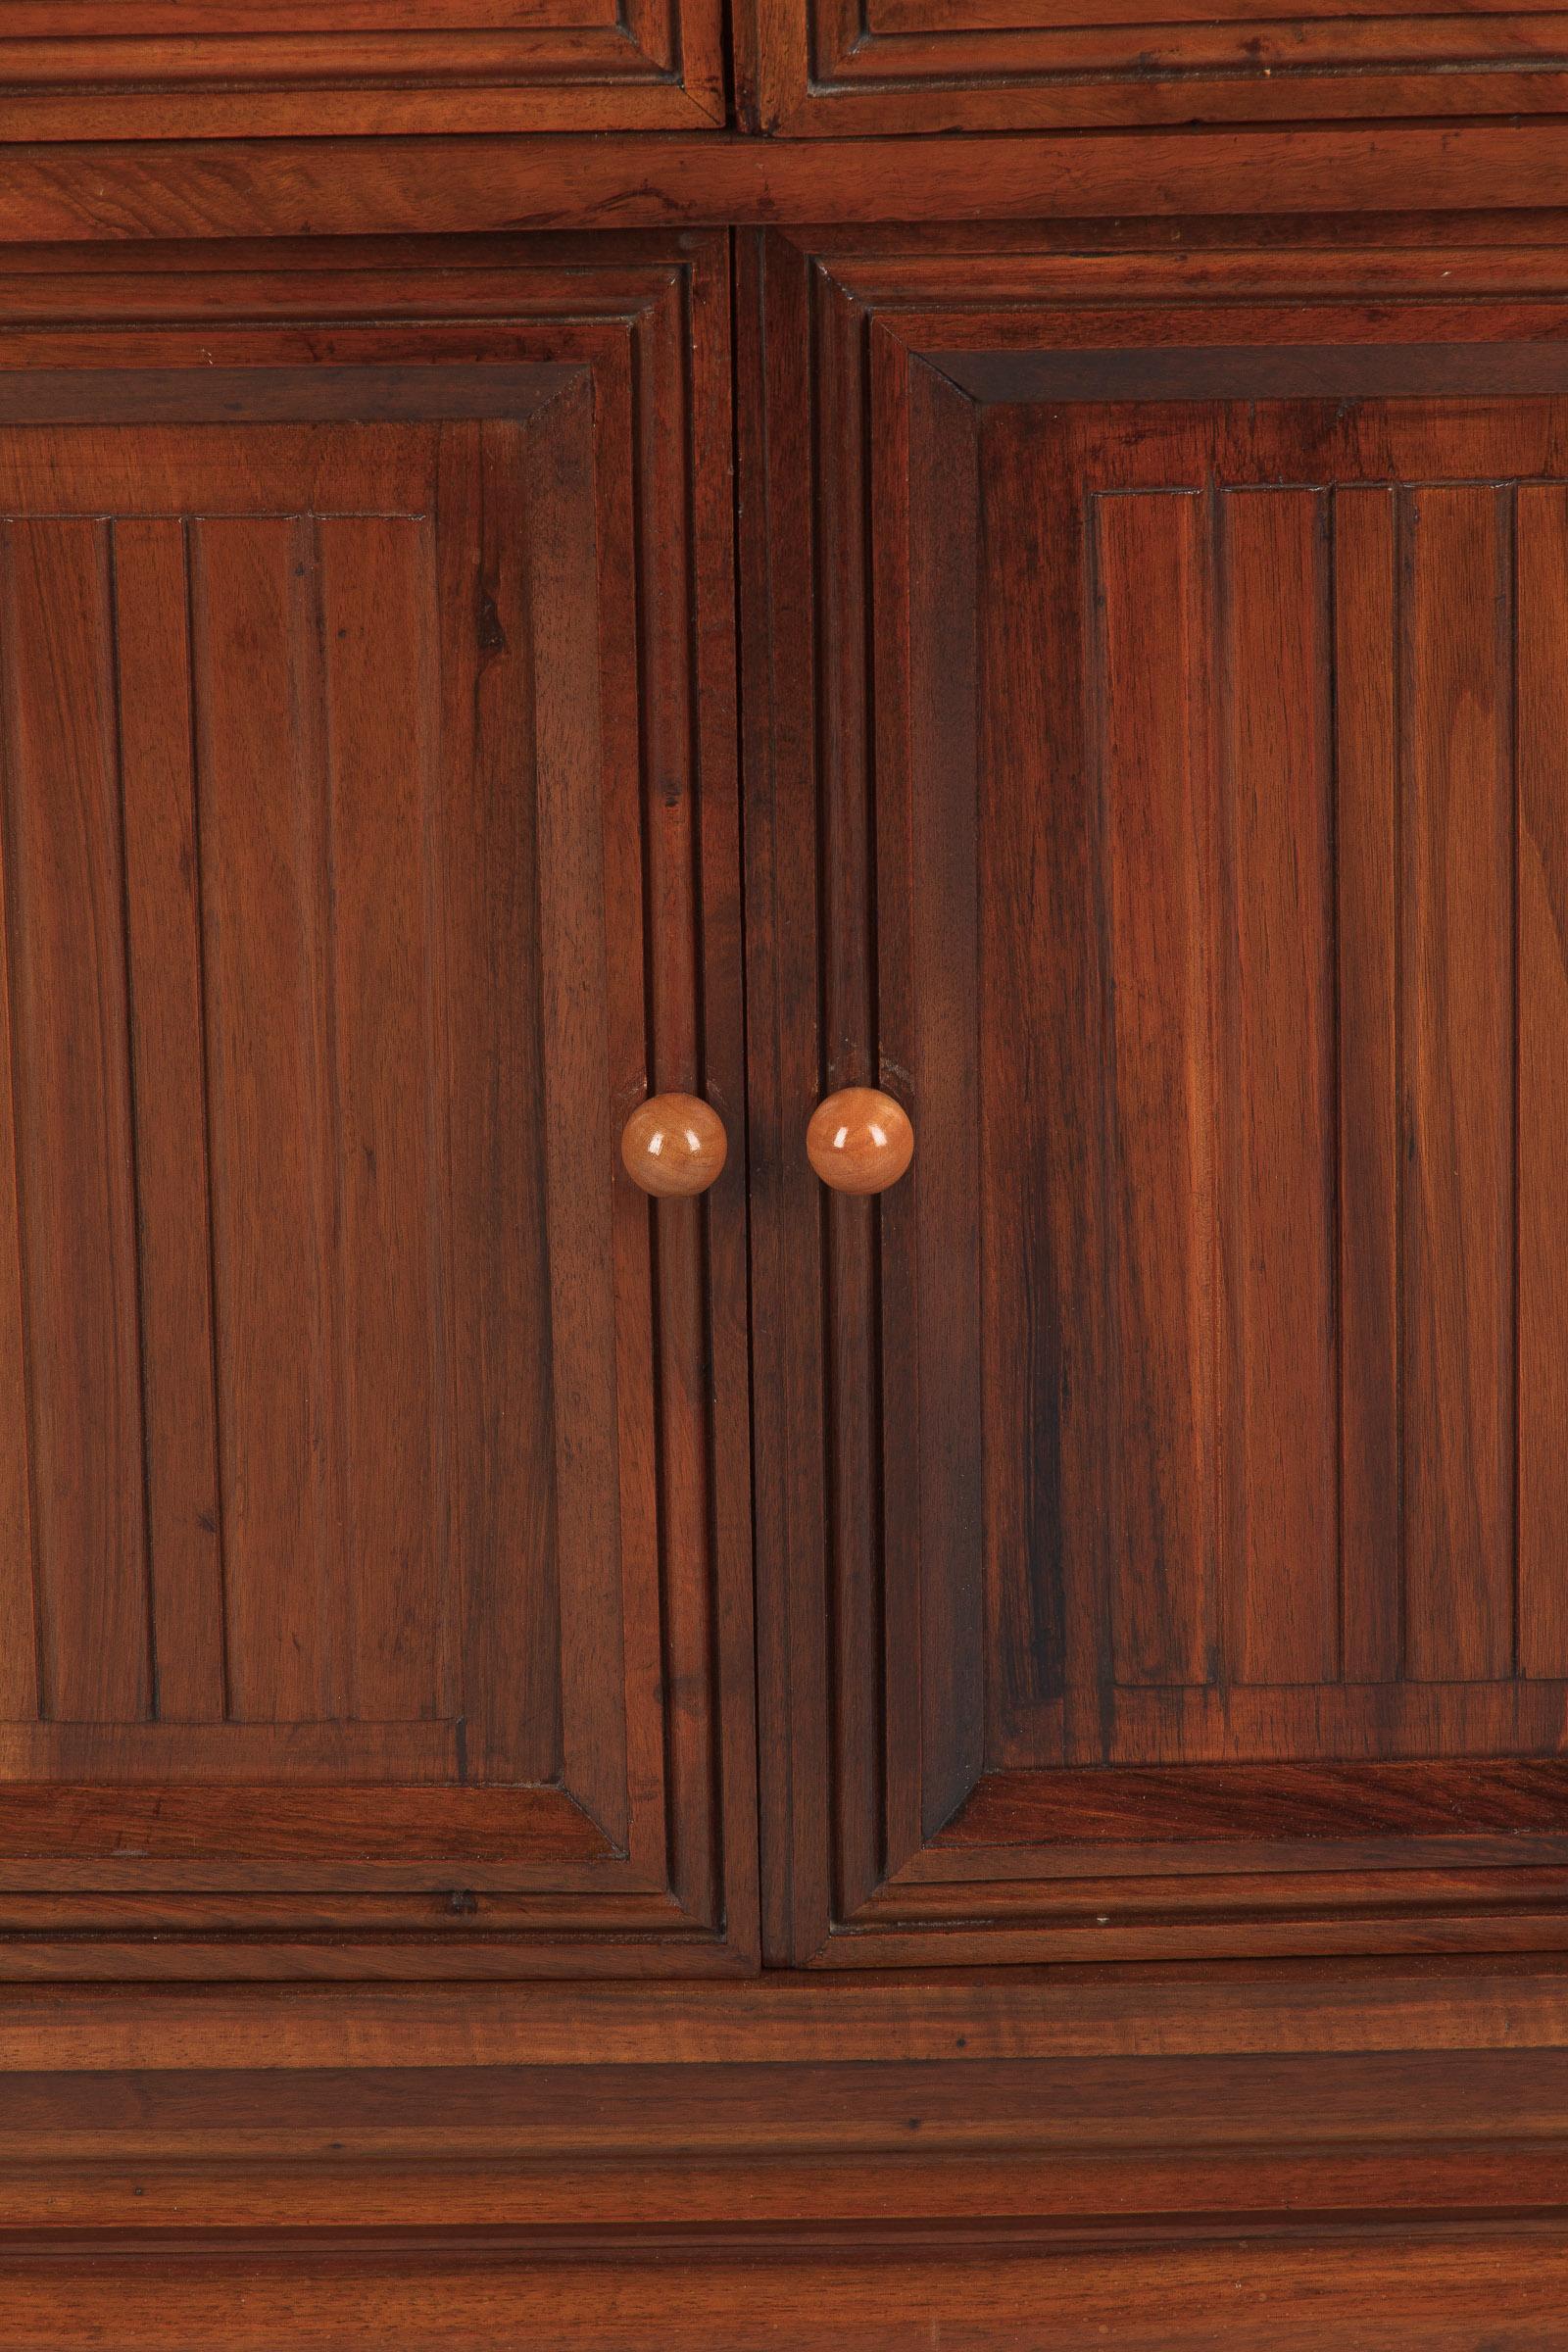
<box><xmin>0</xmin><ymin>366</ymin><xmax>581</xmax><ymax>423</ymax></box>
<box><xmin>934</xmin><ymin>343</ymin><xmax>1568</xmax><ymax>404</ymax></box>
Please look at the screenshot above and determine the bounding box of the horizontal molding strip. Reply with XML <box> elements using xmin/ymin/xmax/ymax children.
<box><xmin>1</xmin><ymin>1964</ymin><xmax>1568</xmax><ymax>2070</ymax></box>
<box><xmin>7</xmin><ymin>126</ymin><xmax>1568</xmax><ymax>239</ymax></box>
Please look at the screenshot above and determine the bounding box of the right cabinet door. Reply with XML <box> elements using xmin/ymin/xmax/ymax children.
<box><xmin>743</xmin><ymin>226</ymin><xmax>1568</xmax><ymax>1967</ymax></box>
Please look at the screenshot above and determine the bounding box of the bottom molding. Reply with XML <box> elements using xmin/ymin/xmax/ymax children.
<box><xmin>3</xmin><ymin>2228</ymin><xmax>1568</xmax><ymax>2348</ymax></box>
<box><xmin>3</xmin><ymin>1964</ymin><xmax>1567</xmax><ymax>2345</ymax></box>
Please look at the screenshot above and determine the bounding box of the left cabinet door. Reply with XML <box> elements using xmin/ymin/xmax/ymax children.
<box><xmin>0</xmin><ymin>235</ymin><xmax>755</xmax><ymax>1979</ymax></box>
<box><xmin>0</xmin><ymin>0</ymin><xmax>727</xmax><ymax>137</ymax></box>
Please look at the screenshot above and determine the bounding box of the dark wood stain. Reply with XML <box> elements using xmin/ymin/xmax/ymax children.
<box><xmin>0</xmin><ymin>89</ymin><xmax>1567</xmax><ymax>2352</ymax></box>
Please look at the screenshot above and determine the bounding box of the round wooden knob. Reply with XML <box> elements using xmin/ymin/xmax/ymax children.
<box><xmin>620</xmin><ymin>1093</ymin><xmax>727</xmax><ymax>1198</ymax></box>
<box><xmin>806</xmin><ymin>1087</ymin><xmax>914</xmax><ymax>1195</ymax></box>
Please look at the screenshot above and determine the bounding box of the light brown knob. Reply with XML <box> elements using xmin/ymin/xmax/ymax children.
<box><xmin>620</xmin><ymin>1092</ymin><xmax>727</xmax><ymax>1198</ymax></box>
<box><xmin>807</xmin><ymin>1087</ymin><xmax>913</xmax><ymax>1196</ymax></box>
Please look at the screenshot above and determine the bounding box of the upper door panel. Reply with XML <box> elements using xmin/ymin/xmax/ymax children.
<box><xmin>743</xmin><ymin>0</ymin><xmax>1568</xmax><ymax>130</ymax></box>
<box><xmin>0</xmin><ymin>235</ymin><xmax>754</xmax><ymax>1980</ymax></box>
<box><xmin>0</xmin><ymin>0</ymin><xmax>725</xmax><ymax>135</ymax></box>
<box><xmin>742</xmin><ymin>224</ymin><xmax>1568</xmax><ymax>1968</ymax></box>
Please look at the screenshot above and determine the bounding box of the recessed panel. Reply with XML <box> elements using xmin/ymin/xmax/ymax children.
<box><xmin>978</xmin><ymin>424</ymin><xmax>1562</xmax><ymax>1773</ymax></box>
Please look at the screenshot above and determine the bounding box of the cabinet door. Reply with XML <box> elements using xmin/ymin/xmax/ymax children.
<box><xmin>0</xmin><ymin>0</ymin><xmax>726</xmax><ymax>136</ymax></box>
<box><xmin>742</xmin><ymin>0</ymin><xmax>1564</xmax><ymax>132</ymax></box>
<box><xmin>0</xmin><ymin>236</ymin><xmax>754</xmax><ymax>1979</ymax></box>
<box><xmin>744</xmin><ymin>225</ymin><xmax>1568</xmax><ymax>1966</ymax></box>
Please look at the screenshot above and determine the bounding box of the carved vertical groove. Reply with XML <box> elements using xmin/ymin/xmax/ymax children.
<box><xmin>182</xmin><ymin>515</ymin><xmax>233</xmax><ymax>1725</ymax></box>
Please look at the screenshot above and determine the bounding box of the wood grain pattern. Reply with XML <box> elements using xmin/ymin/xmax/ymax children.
<box><xmin>0</xmin><ymin>1941</ymin><xmax>1559</xmax><ymax>2344</ymax></box>
<box><xmin>1218</xmin><ymin>489</ymin><xmax>1339</xmax><ymax>1690</ymax></box>
<box><xmin>741</xmin><ymin>0</ymin><xmax>1568</xmax><ymax>134</ymax></box>
<box><xmin>0</xmin><ymin>0</ymin><xmax>725</xmax><ymax>137</ymax></box>
<box><xmin>0</xmin><ymin>2226</ymin><xmax>1559</xmax><ymax>2352</ymax></box>
<box><xmin>0</xmin><ymin>518</ymin><xmax>149</xmax><ymax>1726</ymax></box>
<box><xmin>1399</xmin><ymin>486</ymin><xmax>1516</xmax><ymax>1684</ymax></box>
<box><xmin>0</xmin><ymin>1965</ymin><xmax>1564</xmax><ymax>2343</ymax></box>
<box><xmin>1334</xmin><ymin>486</ymin><xmax>1402</xmax><ymax>1684</ymax></box>
<box><xmin>2</xmin><ymin>1965</ymin><xmax>1568</xmax><ymax>2074</ymax></box>
<box><xmin>11</xmin><ymin>2232</ymin><xmax>1568</xmax><ymax>2351</ymax></box>
<box><xmin>10</xmin><ymin>126</ymin><xmax>1568</xmax><ymax>2352</ymax></box>
<box><xmin>113</xmin><ymin>519</ymin><xmax>227</xmax><ymax>1725</ymax></box>
<box><xmin>23</xmin><ymin>0</ymin><xmax>1568</xmax><ymax>140</ymax></box>
<box><xmin>0</xmin><ymin>244</ymin><xmax>754</xmax><ymax>1979</ymax></box>
<box><xmin>1518</xmin><ymin>483</ymin><xmax>1568</xmax><ymax>1680</ymax></box>
<box><xmin>746</xmin><ymin>227</ymin><xmax>1568</xmax><ymax>1967</ymax></box>
<box><xmin>1096</xmin><ymin>486</ymin><xmax>1217</xmax><ymax>1696</ymax></box>
<box><xmin>192</xmin><ymin>511</ymin><xmax>341</xmax><ymax>1724</ymax></box>
<box><xmin>13</xmin><ymin>134</ymin><xmax>1568</xmax><ymax>245</ymax></box>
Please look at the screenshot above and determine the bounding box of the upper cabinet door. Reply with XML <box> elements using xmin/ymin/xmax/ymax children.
<box><xmin>0</xmin><ymin>0</ymin><xmax>725</xmax><ymax>135</ymax></box>
<box><xmin>0</xmin><ymin>237</ymin><xmax>755</xmax><ymax>1980</ymax></box>
<box><xmin>743</xmin><ymin>226</ymin><xmax>1568</xmax><ymax>1968</ymax></box>
<box><xmin>741</xmin><ymin>0</ymin><xmax>1568</xmax><ymax>131</ymax></box>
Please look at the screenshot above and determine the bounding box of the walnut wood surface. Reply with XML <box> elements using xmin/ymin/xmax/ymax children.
<box><xmin>736</xmin><ymin>0</ymin><xmax>1568</xmax><ymax>133</ymax></box>
<box><xmin>0</xmin><ymin>241</ymin><xmax>756</xmax><ymax>1980</ymax></box>
<box><xmin>1</xmin><ymin>0</ymin><xmax>1562</xmax><ymax>138</ymax></box>
<box><xmin>0</xmin><ymin>1969</ymin><xmax>1567</xmax><ymax>2341</ymax></box>
<box><xmin>0</xmin><ymin>0</ymin><xmax>726</xmax><ymax>137</ymax></box>
<box><xmin>742</xmin><ymin>220</ymin><xmax>1568</xmax><ymax>1972</ymax></box>
<box><xmin>10</xmin><ymin>134</ymin><xmax>1568</xmax><ymax>242</ymax></box>
<box><xmin>4</xmin><ymin>2232</ymin><xmax>1568</xmax><ymax>2349</ymax></box>
<box><xmin>5</xmin><ymin>156</ymin><xmax>1568</xmax><ymax>2352</ymax></box>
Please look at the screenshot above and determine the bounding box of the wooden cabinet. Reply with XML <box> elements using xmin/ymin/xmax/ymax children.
<box><xmin>0</xmin><ymin>240</ymin><xmax>755</xmax><ymax>1979</ymax></box>
<box><xmin>9</xmin><ymin>223</ymin><xmax>1568</xmax><ymax>1991</ymax></box>
<box><xmin>745</xmin><ymin>226</ymin><xmax>1568</xmax><ymax>1968</ymax></box>
<box><xmin>5</xmin><ymin>129</ymin><xmax>1568</xmax><ymax>2349</ymax></box>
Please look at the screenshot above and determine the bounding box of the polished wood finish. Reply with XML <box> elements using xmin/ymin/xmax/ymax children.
<box><xmin>0</xmin><ymin>0</ymin><xmax>726</xmax><ymax>138</ymax></box>
<box><xmin>0</xmin><ymin>0</ymin><xmax>1558</xmax><ymax>140</ymax></box>
<box><xmin>9</xmin><ymin>1964</ymin><xmax>1568</xmax><ymax>2072</ymax></box>
<box><xmin>743</xmin><ymin>220</ymin><xmax>1568</xmax><ymax>1971</ymax></box>
<box><xmin>9</xmin><ymin>2234</ymin><xmax>1568</xmax><ymax>2350</ymax></box>
<box><xmin>10</xmin><ymin>90</ymin><xmax>1568</xmax><ymax>2352</ymax></box>
<box><xmin>12</xmin><ymin>135</ymin><xmax>1568</xmax><ymax>243</ymax></box>
<box><xmin>622</xmin><ymin>1092</ymin><xmax>728</xmax><ymax>1196</ymax></box>
<box><xmin>0</xmin><ymin>242</ymin><xmax>755</xmax><ymax>1981</ymax></box>
<box><xmin>738</xmin><ymin>0</ymin><xmax>1568</xmax><ymax>133</ymax></box>
<box><xmin>806</xmin><ymin>1087</ymin><xmax>913</xmax><ymax>1195</ymax></box>
<box><xmin>2</xmin><ymin>1967</ymin><xmax>1568</xmax><ymax>2343</ymax></box>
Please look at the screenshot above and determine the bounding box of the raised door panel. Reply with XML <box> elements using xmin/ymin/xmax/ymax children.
<box><xmin>0</xmin><ymin>238</ymin><xmax>753</xmax><ymax>1979</ymax></box>
<box><xmin>743</xmin><ymin>227</ymin><xmax>1568</xmax><ymax>1966</ymax></box>
<box><xmin>744</xmin><ymin>0</ymin><xmax>1568</xmax><ymax>130</ymax></box>
<box><xmin>0</xmin><ymin>0</ymin><xmax>726</xmax><ymax>136</ymax></box>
